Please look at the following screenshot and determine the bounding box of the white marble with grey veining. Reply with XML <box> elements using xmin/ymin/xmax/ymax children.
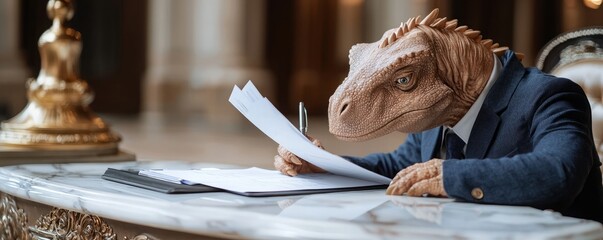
<box><xmin>0</xmin><ymin>161</ymin><xmax>602</xmax><ymax>239</ymax></box>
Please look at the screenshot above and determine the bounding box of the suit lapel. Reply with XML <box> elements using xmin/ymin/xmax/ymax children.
<box><xmin>465</xmin><ymin>50</ymin><xmax>526</xmax><ymax>158</ymax></box>
<box><xmin>465</xmin><ymin>109</ymin><xmax>500</xmax><ymax>158</ymax></box>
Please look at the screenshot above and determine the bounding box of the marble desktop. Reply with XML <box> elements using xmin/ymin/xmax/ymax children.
<box><xmin>0</xmin><ymin>161</ymin><xmax>602</xmax><ymax>239</ymax></box>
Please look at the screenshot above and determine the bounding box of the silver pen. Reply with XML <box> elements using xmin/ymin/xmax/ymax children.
<box><xmin>299</xmin><ymin>102</ymin><xmax>308</xmax><ymax>135</ymax></box>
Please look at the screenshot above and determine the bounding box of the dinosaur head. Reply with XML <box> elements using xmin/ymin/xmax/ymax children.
<box><xmin>329</xmin><ymin>8</ymin><xmax>511</xmax><ymax>141</ymax></box>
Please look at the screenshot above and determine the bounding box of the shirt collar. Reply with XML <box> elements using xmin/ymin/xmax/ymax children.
<box><xmin>449</xmin><ymin>54</ymin><xmax>502</xmax><ymax>143</ymax></box>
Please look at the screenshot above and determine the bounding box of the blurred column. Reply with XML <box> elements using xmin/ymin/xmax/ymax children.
<box><xmin>144</xmin><ymin>0</ymin><xmax>271</xmax><ymax>123</ymax></box>
<box><xmin>0</xmin><ymin>0</ymin><xmax>29</xmax><ymax>117</ymax></box>
<box><xmin>513</xmin><ymin>0</ymin><xmax>535</xmax><ymax>65</ymax></box>
<box><xmin>335</xmin><ymin>0</ymin><xmax>365</xmax><ymax>64</ymax></box>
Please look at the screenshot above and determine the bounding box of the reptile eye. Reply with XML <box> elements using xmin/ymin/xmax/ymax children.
<box><xmin>396</xmin><ymin>77</ymin><xmax>410</xmax><ymax>85</ymax></box>
<box><xmin>394</xmin><ymin>74</ymin><xmax>415</xmax><ymax>91</ymax></box>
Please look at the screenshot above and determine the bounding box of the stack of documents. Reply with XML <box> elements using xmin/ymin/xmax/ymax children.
<box><xmin>139</xmin><ymin>81</ymin><xmax>391</xmax><ymax>197</ymax></box>
<box><xmin>228</xmin><ymin>81</ymin><xmax>391</xmax><ymax>184</ymax></box>
<box><xmin>139</xmin><ymin>167</ymin><xmax>386</xmax><ymax>196</ymax></box>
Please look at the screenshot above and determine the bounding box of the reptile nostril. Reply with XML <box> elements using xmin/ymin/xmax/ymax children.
<box><xmin>339</xmin><ymin>103</ymin><xmax>349</xmax><ymax>116</ymax></box>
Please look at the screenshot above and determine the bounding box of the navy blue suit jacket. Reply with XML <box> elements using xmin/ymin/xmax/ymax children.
<box><xmin>345</xmin><ymin>51</ymin><xmax>603</xmax><ymax>223</ymax></box>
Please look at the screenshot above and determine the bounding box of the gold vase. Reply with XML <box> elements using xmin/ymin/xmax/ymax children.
<box><xmin>0</xmin><ymin>0</ymin><xmax>134</xmax><ymax>163</ymax></box>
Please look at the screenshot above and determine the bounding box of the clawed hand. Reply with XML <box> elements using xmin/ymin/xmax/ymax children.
<box><xmin>386</xmin><ymin>159</ymin><xmax>447</xmax><ymax>197</ymax></box>
<box><xmin>274</xmin><ymin>136</ymin><xmax>325</xmax><ymax>176</ymax></box>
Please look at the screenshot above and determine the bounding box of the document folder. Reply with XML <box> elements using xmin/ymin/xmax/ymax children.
<box><xmin>139</xmin><ymin>167</ymin><xmax>387</xmax><ymax>197</ymax></box>
<box><xmin>101</xmin><ymin>168</ymin><xmax>221</xmax><ymax>194</ymax></box>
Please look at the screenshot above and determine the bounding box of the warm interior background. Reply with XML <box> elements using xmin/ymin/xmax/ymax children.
<box><xmin>0</xmin><ymin>0</ymin><xmax>601</xmax><ymax>167</ymax></box>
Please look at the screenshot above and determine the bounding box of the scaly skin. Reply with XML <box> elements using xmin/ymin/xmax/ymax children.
<box><xmin>274</xmin><ymin>136</ymin><xmax>325</xmax><ymax>176</ymax></box>
<box><xmin>275</xmin><ymin>8</ymin><xmax>520</xmax><ymax>197</ymax></box>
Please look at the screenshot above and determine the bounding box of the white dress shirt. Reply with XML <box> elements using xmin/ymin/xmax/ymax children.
<box><xmin>440</xmin><ymin>54</ymin><xmax>503</xmax><ymax>158</ymax></box>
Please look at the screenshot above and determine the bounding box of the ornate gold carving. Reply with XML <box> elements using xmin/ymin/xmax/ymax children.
<box><xmin>1</xmin><ymin>193</ymin><xmax>156</xmax><ymax>240</ymax></box>
<box><xmin>0</xmin><ymin>0</ymin><xmax>122</xmax><ymax>153</ymax></box>
<box><xmin>0</xmin><ymin>193</ymin><xmax>30</xmax><ymax>240</ymax></box>
<box><xmin>31</xmin><ymin>208</ymin><xmax>117</xmax><ymax>239</ymax></box>
<box><xmin>1</xmin><ymin>131</ymin><xmax>120</xmax><ymax>145</ymax></box>
<box><xmin>30</xmin><ymin>208</ymin><xmax>159</xmax><ymax>240</ymax></box>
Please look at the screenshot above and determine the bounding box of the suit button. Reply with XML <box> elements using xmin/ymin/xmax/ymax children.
<box><xmin>471</xmin><ymin>188</ymin><xmax>484</xmax><ymax>200</ymax></box>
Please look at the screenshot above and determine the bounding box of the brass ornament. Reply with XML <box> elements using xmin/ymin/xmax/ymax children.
<box><xmin>0</xmin><ymin>0</ymin><xmax>121</xmax><ymax>155</ymax></box>
<box><xmin>0</xmin><ymin>193</ymin><xmax>30</xmax><ymax>240</ymax></box>
<box><xmin>30</xmin><ymin>208</ymin><xmax>118</xmax><ymax>240</ymax></box>
<box><xmin>29</xmin><ymin>207</ymin><xmax>159</xmax><ymax>240</ymax></box>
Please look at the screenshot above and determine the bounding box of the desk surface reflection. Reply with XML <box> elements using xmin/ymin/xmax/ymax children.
<box><xmin>0</xmin><ymin>161</ymin><xmax>601</xmax><ymax>239</ymax></box>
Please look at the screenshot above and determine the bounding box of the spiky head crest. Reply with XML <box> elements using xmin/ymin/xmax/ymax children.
<box><xmin>378</xmin><ymin>8</ymin><xmax>523</xmax><ymax>60</ymax></box>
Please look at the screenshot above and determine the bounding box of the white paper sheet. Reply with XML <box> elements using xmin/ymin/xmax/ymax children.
<box><xmin>228</xmin><ymin>81</ymin><xmax>391</xmax><ymax>184</ymax></box>
<box><xmin>140</xmin><ymin>168</ymin><xmax>383</xmax><ymax>193</ymax></box>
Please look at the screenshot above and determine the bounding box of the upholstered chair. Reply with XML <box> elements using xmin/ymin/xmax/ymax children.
<box><xmin>537</xmin><ymin>27</ymin><xmax>603</xmax><ymax>170</ymax></box>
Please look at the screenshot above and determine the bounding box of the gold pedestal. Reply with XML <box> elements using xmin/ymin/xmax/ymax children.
<box><xmin>0</xmin><ymin>146</ymin><xmax>135</xmax><ymax>166</ymax></box>
<box><xmin>0</xmin><ymin>0</ymin><xmax>134</xmax><ymax>165</ymax></box>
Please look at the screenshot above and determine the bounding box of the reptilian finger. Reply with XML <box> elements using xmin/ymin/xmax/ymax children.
<box><xmin>274</xmin><ymin>155</ymin><xmax>298</xmax><ymax>176</ymax></box>
<box><xmin>394</xmin><ymin>167</ymin><xmax>434</xmax><ymax>194</ymax></box>
<box><xmin>310</xmin><ymin>137</ymin><xmax>325</xmax><ymax>150</ymax></box>
<box><xmin>423</xmin><ymin>159</ymin><xmax>443</xmax><ymax>173</ymax></box>
<box><xmin>391</xmin><ymin>163</ymin><xmax>422</xmax><ymax>187</ymax></box>
<box><xmin>406</xmin><ymin>175</ymin><xmax>446</xmax><ymax>197</ymax></box>
<box><xmin>395</xmin><ymin>159</ymin><xmax>442</xmax><ymax>182</ymax></box>
<box><xmin>387</xmin><ymin>173</ymin><xmax>414</xmax><ymax>195</ymax></box>
<box><xmin>386</xmin><ymin>182</ymin><xmax>402</xmax><ymax>195</ymax></box>
<box><xmin>392</xmin><ymin>162</ymin><xmax>425</xmax><ymax>183</ymax></box>
<box><xmin>277</xmin><ymin>145</ymin><xmax>303</xmax><ymax>165</ymax></box>
<box><xmin>274</xmin><ymin>155</ymin><xmax>287</xmax><ymax>174</ymax></box>
<box><xmin>284</xmin><ymin>154</ymin><xmax>303</xmax><ymax>166</ymax></box>
<box><xmin>391</xmin><ymin>169</ymin><xmax>405</xmax><ymax>183</ymax></box>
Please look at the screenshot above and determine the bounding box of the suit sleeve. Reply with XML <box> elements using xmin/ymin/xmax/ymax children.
<box><xmin>343</xmin><ymin>133</ymin><xmax>424</xmax><ymax>179</ymax></box>
<box><xmin>443</xmin><ymin>80</ymin><xmax>597</xmax><ymax>210</ymax></box>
